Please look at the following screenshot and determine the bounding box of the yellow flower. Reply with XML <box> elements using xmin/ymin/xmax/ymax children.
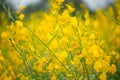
<box><xmin>84</xmin><ymin>10</ymin><xmax>89</xmax><ymax>19</ymax></box>
<box><xmin>19</xmin><ymin>13</ymin><xmax>25</xmax><ymax>20</ymax></box>
<box><xmin>59</xmin><ymin>51</ymin><xmax>67</xmax><ymax>61</ymax></box>
<box><xmin>51</xmin><ymin>75</ymin><xmax>57</xmax><ymax>80</ymax></box>
<box><xmin>93</xmin><ymin>20</ymin><xmax>99</xmax><ymax>27</ymax></box>
<box><xmin>70</xmin><ymin>17</ymin><xmax>77</xmax><ymax>27</ymax></box>
<box><xmin>61</xmin><ymin>10</ymin><xmax>70</xmax><ymax>22</ymax></box>
<box><xmin>34</xmin><ymin>58</ymin><xmax>48</xmax><ymax>72</ymax></box>
<box><xmin>88</xmin><ymin>44</ymin><xmax>100</xmax><ymax>58</ymax></box>
<box><xmin>109</xmin><ymin>64</ymin><xmax>116</xmax><ymax>74</ymax></box>
<box><xmin>49</xmin><ymin>39</ymin><xmax>59</xmax><ymax>51</ymax></box>
<box><xmin>16</xmin><ymin>20</ymin><xmax>23</xmax><ymax>27</ymax></box>
<box><xmin>56</xmin><ymin>0</ymin><xmax>64</xmax><ymax>5</ymax></box>
<box><xmin>1</xmin><ymin>32</ymin><xmax>8</xmax><ymax>39</ymax></box>
<box><xmin>94</xmin><ymin>60</ymin><xmax>103</xmax><ymax>72</ymax></box>
<box><xmin>66</xmin><ymin>4</ymin><xmax>75</xmax><ymax>13</ymax></box>
<box><xmin>99</xmin><ymin>73</ymin><xmax>106</xmax><ymax>80</ymax></box>
<box><xmin>47</xmin><ymin>63</ymin><xmax>53</xmax><ymax>71</ymax></box>
<box><xmin>93</xmin><ymin>20</ymin><xmax>99</xmax><ymax>30</ymax></box>
<box><xmin>54</xmin><ymin>64</ymin><xmax>60</xmax><ymax>69</ymax></box>
<box><xmin>92</xmin><ymin>49</ymin><xmax>100</xmax><ymax>58</ymax></box>
<box><xmin>0</xmin><ymin>51</ymin><xmax>4</xmax><ymax>61</ymax></box>
<box><xmin>115</xmin><ymin>53</ymin><xmax>120</xmax><ymax>60</ymax></box>
<box><xmin>20</xmin><ymin>6</ymin><xmax>26</xmax><ymax>11</ymax></box>
<box><xmin>89</xmin><ymin>33</ymin><xmax>95</xmax><ymax>40</ymax></box>
<box><xmin>85</xmin><ymin>19</ymin><xmax>90</xmax><ymax>26</ymax></box>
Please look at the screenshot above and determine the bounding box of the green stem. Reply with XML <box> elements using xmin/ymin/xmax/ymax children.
<box><xmin>23</xmin><ymin>23</ymin><xmax>68</xmax><ymax>72</ymax></box>
<box><xmin>9</xmin><ymin>38</ymin><xmax>32</xmax><ymax>75</ymax></box>
<box><xmin>103</xmin><ymin>9</ymin><xmax>120</xmax><ymax>25</ymax></box>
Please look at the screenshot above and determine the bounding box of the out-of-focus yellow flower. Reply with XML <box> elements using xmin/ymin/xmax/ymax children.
<box><xmin>88</xmin><ymin>44</ymin><xmax>100</xmax><ymax>58</ymax></box>
<box><xmin>47</xmin><ymin>63</ymin><xmax>53</xmax><ymax>71</ymax></box>
<box><xmin>84</xmin><ymin>10</ymin><xmax>89</xmax><ymax>19</ymax></box>
<box><xmin>58</xmin><ymin>51</ymin><xmax>67</xmax><ymax>61</ymax></box>
<box><xmin>20</xmin><ymin>6</ymin><xmax>26</xmax><ymax>11</ymax></box>
<box><xmin>85</xmin><ymin>56</ymin><xmax>92</xmax><ymax>65</ymax></box>
<box><xmin>70</xmin><ymin>17</ymin><xmax>77</xmax><ymax>27</ymax></box>
<box><xmin>66</xmin><ymin>4</ymin><xmax>75</xmax><ymax>13</ymax></box>
<box><xmin>99</xmin><ymin>73</ymin><xmax>106</xmax><ymax>80</ymax></box>
<box><xmin>115</xmin><ymin>53</ymin><xmax>120</xmax><ymax>60</ymax></box>
<box><xmin>49</xmin><ymin>39</ymin><xmax>59</xmax><ymax>51</ymax></box>
<box><xmin>92</xmin><ymin>49</ymin><xmax>100</xmax><ymax>58</ymax></box>
<box><xmin>94</xmin><ymin>60</ymin><xmax>103</xmax><ymax>72</ymax></box>
<box><xmin>51</xmin><ymin>75</ymin><xmax>57</xmax><ymax>80</ymax></box>
<box><xmin>73</xmin><ymin>56</ymin><xmax>79</xmax><ymax>65</ymax></box>
<box><xmin>89</xmin><ymin>33</ymin><xmax>95</xmax><ymax>40</ymax></box>
<box><xmin>60</xmin><ymin>10</ymin><xmax>70</xmax><ymax>22</ymax></box>
<box><xmin>57</xmin><ymin>0</ymin><xmax>64</xmax><ymax>4</ymax></box>
<box><xmin>19</xmin><ymin>13</ymin><xmax>25</xmax><ymax>20</ymax></box>
<box><xmin>63</xmin><ymin>26</ymin><xmax>72</xmax><ymax>36</ymax></box>
<box><xmin>54</xmin><ymin>64</ymin><xmax>60</xmax><ymax>69</ymax></box>
<box><xmin>16</xmin><ymin>20</ymin><xmax>23</xmax><ymax>27</ymax></box>
<box><xmin>12</xmin><ymin>56</ymin><xmax>23</xmax><ymax>65</ymax></box>
<box><xmin>0</xmin><ymin>51</ymin><xmax>4</xmax><ymax>61</ymax></box>
<box><xmin>109</xmin><ymin>64</ymin><xmax>116</xmax><ymax>74</ymax></box>
<box><xmin>85</xmin><ymin>19</ymin><xmax>90</xmax><ymax>26</ymax></box>
<box><xmin>1</xmin><ymin>32</ymin><xmax>8</xmax><ymax>39</ymax></box>
<box><xmin>34</xmin><ymin>58</ymin><xmax>49</xmax><ymax>72</ymax></box>
<box><xmin>67</xmin><ymin>73</ymin><xmax>73</xmax><ymax>79</ymax></box>
<box><xmin>93</xmin><ymin>20</ymin><xmax>99</xmax><ymax>30</ymax></box>
<box><xmin>105</xmin><ymin>56</ymin><xmax>111</xmax><ymax>64</ymax></box>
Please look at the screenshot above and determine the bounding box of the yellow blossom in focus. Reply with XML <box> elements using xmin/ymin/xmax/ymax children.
<box><xmin>1</xmin><ymin>32</ymin><xmax>8</xmax><ymax>39</ymax></box>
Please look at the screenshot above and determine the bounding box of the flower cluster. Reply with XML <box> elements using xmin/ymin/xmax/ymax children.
<box><xmin>0</xmin><ymin>0</ymin><xmax>120</xmax><ymax>80</ymax></box>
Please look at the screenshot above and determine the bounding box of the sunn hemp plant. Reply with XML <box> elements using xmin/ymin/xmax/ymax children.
<box><xmin>0</xmin><ymin>0</ymin><xmax>120</xmax><ymax>80</ymax></box>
